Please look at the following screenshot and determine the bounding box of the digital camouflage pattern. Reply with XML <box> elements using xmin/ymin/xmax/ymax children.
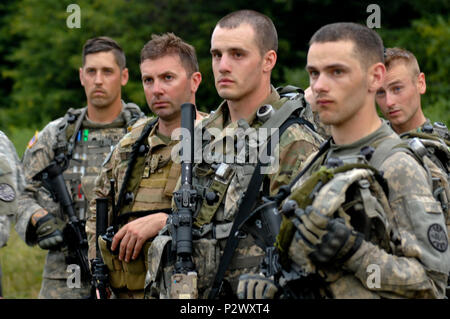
<box><xmin>15</xmin><ymin>102</ymin><xmax>144</xmax><ymax>299</ymax></box>
<box><xmin>0</xmin><ymin>131</ymin><xmax>25</xmax><ymax>296</ymax></box>
<box><xmin>0</xmin><ymin>130</ymin><xmax>24</xmax><ymax>218</ymax></box>
<box><xmin>287</xmin><ymin>121</ymin><xmax>450</xmax><ymax>298</ymax></box>
<box><xmin>146</xmin><ymin>86</ymin><xmax>323</xmax><ymax>298</ymax></box>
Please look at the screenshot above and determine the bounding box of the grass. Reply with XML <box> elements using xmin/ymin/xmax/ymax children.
<box><xmin>0</xmin><ymin>225</ymin><xmax>46</xmax><ymax>298</ymax></box>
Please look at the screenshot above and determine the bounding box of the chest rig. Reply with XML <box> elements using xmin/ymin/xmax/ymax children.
<box><xmin>113</xmin><ymin>119</ymin><xmax>180</xmax><ymax>228</ymax></box>
<box><xmin>191</xmin><ymin>87</ymin><xmax>315</xmax><ymax>239</ymax></box>
<box><xmin>54</xmin><ymin>107</ymin><xmax>139</xmax><ymax>221</ymax></box>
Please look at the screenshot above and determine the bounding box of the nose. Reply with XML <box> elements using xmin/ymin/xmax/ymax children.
<box><xmin>152</xmin><ymin>79</ymin><xmax>164</xmax><ymax>96</ymax></box>
<box><xmin>311</xmin><ymin>74</ymin><xmax>329</xmax><ymax>95</ymax></box>
<box><xmin>217</xmin><ymin>54</ymin><xmax>231</xmax><ymax>74</ymax></box>
<box><xmin>94</xmin><ymin>72</ymin><xmax>103</xmax><ymax>85</ymax></box>
<box><xmin>384</xmin><ymin>92</ymin><xmax>396</xmax><ymax>108</ymax></box>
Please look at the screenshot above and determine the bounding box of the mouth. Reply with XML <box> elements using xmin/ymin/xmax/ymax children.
<box><xmin>217</xmin><ymin>78</ymin><xmax>234</xmax><ymax>85</ymax></box>
<box><xmin>388</xmin><ymin>109</ymin><xmax>402</xmax><ymax>117</ymax></box>
<box><xmin>316</xmin><ymin>98</ymin><xmax>333</xmax><ymax>106</ymax></box>
<box><xmin>152</xmin><ymin>101</ymin><xmax>170</xmax><ymax>108</ymax></box>
<box><xmin>93</xmin><ymin>90</ymin><xmax>106</xmax><ymax>96</ymax></box>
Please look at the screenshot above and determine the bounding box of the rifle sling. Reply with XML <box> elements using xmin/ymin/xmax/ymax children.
<box><xmin>208</xmin><ymin>116</ymin><xmax>311</xmax><ymax>299</ymax></box>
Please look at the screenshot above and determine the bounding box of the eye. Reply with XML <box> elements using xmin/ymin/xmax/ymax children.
<box><xmin>143</xmin><ymin>77</ymin><xmax>153</xmax><ymax>85</ymax></box>
<box><xmin>165</xmin><ymin>74</ymin><xmax>174</xmax><ymax>81</ymax></box>
<box><xmin>309</xmin><ymin>70</ymin><xmax>319</xmax><ymax>79</ymax></box>
<box><xmin>333</xmin><ymin>69</ymin><xmax>344</xmax><ymax>76</ymax></box>
<box><xmin>211</xmin><ymin>52</ymin><xmax>222</xmax><ymax>59</ymax></box>
<box><xmin>376</xmin><ymin>89</ymin><xmax>386</xmax><ymax>97</ymax></box>
<box><xmin>392</xmin><ymin>86</ymin><xmax>402</xmax><ymax>94</ymax></box>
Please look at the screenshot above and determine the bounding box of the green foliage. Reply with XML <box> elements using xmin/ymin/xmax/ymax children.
<box><xmin>0</xmin><ymin>227</ymin><xmax>46</xmax><ymax>298</ymax></box>
<box><xmin>0</xmin><ymin>0</ymin><xmax>448</xmax><ymax>298</ymax></box>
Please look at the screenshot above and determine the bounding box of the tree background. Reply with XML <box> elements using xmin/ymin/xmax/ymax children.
<box><xmin>0</xmin><ymin>0</ymin><xmax>448</xmax><ymax>298</ymax></box>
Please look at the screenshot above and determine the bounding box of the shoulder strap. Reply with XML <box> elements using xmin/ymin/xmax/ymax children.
<box><xmin>208</xmin><ymin>115</ymin><xmax>314</xmax><ymax>299</ymax></box>
<box><xmin>112</xmin><ymin>117</ymin><xmax>158</xmax><ymax>228</ymax></box>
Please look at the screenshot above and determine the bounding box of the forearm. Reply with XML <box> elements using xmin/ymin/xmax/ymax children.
<box><xmin>344</xmin><ymin>240</ymin><xmax>445</xmax><ymax>298</ymax></box>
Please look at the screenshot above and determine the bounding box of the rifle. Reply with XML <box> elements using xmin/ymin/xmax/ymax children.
<box><xmin>34</xmin><ymin>153</ymin><xmax>91</xmax><ymax>282</ymax></box>
<box><xmin>170</xmin><ymin>102</ymin><xmax>198</xmax><ymax>299</ymax></box>
<box><xmin>90</xmin><ymin>197</ymin><xmax>109</xmax><ymax>299</ymax></box>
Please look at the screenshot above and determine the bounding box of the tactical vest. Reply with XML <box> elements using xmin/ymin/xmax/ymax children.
<box><xmin>53</xmin><ymin>103</ymin><xmax>143</xmax><ymax>222</ymax></box>
<box><xmin>160</xmin><ymin>86</ymin><xmax>319</xmax><ymax>298</ymax></box>
<box><xmin>99</xmin><ymin>117</ymin><xmax>181</xmax><ymax>293</ymax></box>
<box><xmin>276</xmin><ymin>134</ymin><xmax>449</xmax><ymax>298</ymax></box>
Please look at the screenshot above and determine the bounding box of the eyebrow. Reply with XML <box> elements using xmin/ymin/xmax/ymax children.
<box><xmin>386</xmin><ymin>80</ymin><xmax>403</xmax><ymax>88</ymax></box>
<box><xmin>305</xmin><ymin>63</ymin><xmax>349</xmax><ymax>71</ymax></box>
<box><xmin>210</xmin><ymin>47</ymin><xmax>248</xmax><ymax>54</ymax></box>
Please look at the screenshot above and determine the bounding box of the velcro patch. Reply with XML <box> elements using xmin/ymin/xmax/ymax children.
<box><xmin>0</xmin><ymin>183</ymin><xmax>16</xmax><ymax>202</ymax></box>
<box><xmin>427</xmin><ymin>223</ymin><xmax>448</xmax><ymax>252</ymax></box>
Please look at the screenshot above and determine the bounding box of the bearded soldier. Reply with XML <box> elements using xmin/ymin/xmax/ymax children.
<box><xmin>146</xmin><ymin>10</ymin><xmax>322</xmax><ymax>299</ymax></box>
<box><xmin>15</xmin><ymin>37</ymin><xmax>144</xmax><ymax>299</ymax></box>
<box><xmin>86</xmin><ymin>33</ymin><xmax>206</xmax><ymax>299</ymax></box>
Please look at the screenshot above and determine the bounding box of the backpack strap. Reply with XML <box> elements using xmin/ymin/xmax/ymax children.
<box><xmin>208</xmin><ymin>114</ymin><xmax>313</xmax><ymax>299</ymax></box>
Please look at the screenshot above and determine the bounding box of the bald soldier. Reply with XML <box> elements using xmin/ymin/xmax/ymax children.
<box><xmin>15</xmin><ymin>37</ymin><xmax>144</xmax><ymax>298</ymax></box>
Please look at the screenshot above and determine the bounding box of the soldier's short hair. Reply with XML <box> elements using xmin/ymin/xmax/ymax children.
<box><xmin>140</xmin><ymin>33</ymin><xmax>199</xmax><ymax>76</ymax></box>
<box><xmin>309</xmin><ymin>22</ymin><xmax>384</xmax><ymax>69</ymax></box>
<box><xmin>82</xmin><ymin>36</ymin><xmax>126</xmax><ymax>69</ymax></box>
<box><xmin>216</xmin><ymin>9</ymin><xmax>278</xmax><ymax>55</ymax></box>
<box><xmin>384</xmin><ymin>47</ymin><xmax>421</xmax><ymax>78</ymax></box>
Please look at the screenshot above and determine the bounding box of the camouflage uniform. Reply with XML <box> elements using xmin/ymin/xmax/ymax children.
<box><xmin>0</xmin><ymin>130</ymin><xmax>25</xmax><ymax>296</ymax></box>
<box><xmin>287</xmin><ymin>121</ymin><xmax>450</xmax><ymax>298</ymax></box>
<box><xmin>86</xmin><ymin>116</ymin><xmax>189</xmax><ymax>299</ymax></box>
<box><xmin>15</xmin><ymin>101</ymin><xmax>144</xmax><ymax>299</ymax></box>
<box><xmin>146</xmin><ymin>86</ymin><xmax>323</xmax><ymax>298</ymax></box>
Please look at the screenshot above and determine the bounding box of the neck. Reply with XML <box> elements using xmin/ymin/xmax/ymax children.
<box><xmin>86</xmin><ymin>97</ymin><xmax>123</xmax><ymax>124</ymax></box>
<box><xmin>392</xmin><ymin>108</ymin><xmax>426</xmax><ymax>134</ymax></box>
<box><xmin>228</xmin><ymin>82</ymin><xmax>271</xmax><ymax>123</ymax></box>
<box><xmin>332</xmin><ymin>102</ymin><xmax>382</xmax><ymax>145</ymax></box>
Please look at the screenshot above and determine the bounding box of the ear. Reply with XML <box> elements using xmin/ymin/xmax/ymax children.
<box><xmin>190</xmin><ymin>71</ymin><xmax>202</xmax><ymax>94</ymax></box>
<box><xmin>79</xmin><ymin>67</ymin><xmax>85</xmax><ymax>86</ymax></box>
<box><xmin>262</xmin><ymin>50</ymin><xmax>277</xmax><ymax>73</ymax></box>
<box><xmin>121</xmin><ymin>68</ymin><xmax>129</xmax><ymax>86</ymax></box>
<box><xmin>367</xmin><ymin>62</ymin><xmax>385</xmax><ymax>93</ymax></box>
<box><xmin>417</xmin><ymin>72</ymin><xmax>426</xmax><ymax>95</ymax></box>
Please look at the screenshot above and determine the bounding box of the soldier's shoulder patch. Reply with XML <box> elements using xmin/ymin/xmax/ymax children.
<box><xmin>27</xmin><ymin>130</ymin><xmax>39</xmax><ymax>149</ymax></box>
<box><xmin>0</xmin><ymin>183</ymin><xmax>15</xmax><ymax>202</ymax></box>
<box><xmin>427</xmin><ymin>223</ymin><xmax>448</xmax><ymax>252</ymax></box>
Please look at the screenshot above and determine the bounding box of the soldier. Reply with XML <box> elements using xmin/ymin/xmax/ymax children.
<box><xmin>86</xmin><ymin>33</ymin><xmax>205</xmax><ymax>299</ymax></box>
<box><xmin>146</xmin><ymin>10</ymin><xmax>322</xmax><ymax>299</ymax></box>
<box><xmin>376</xmin><ymin>47</ymin><xmax>449</xmax><ymax>139</ymax></box>
<box><xmin>240</xmin><ymin>22</ymin><xmax>449</xmax><ymax>299</ymax></box>
<box><xmin>15</xmin><ymin>36</ymin><xmax>145</xmax><ymax>299</ymax></box>
<box><xmin>0</xmin><ymin>130</ymin><xmax>25</xmax><ymax>297</ymax></box>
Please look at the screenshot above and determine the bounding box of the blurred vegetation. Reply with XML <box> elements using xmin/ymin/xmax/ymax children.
<box><xmin>0</xmin><ymin>0</ymin><xmax>448</xmax><ymax>298</ymax></box>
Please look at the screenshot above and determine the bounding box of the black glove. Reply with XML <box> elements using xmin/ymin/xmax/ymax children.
<box><xmin>237</xmin><ymin>274</ymin><xmax>278</xmax><ymax>299</ymax></box>
<box><xmin>293</xmin><ymin>206</ymin><xmax>364</xmax><ymax>265</ymax></box>
<box><xmin>35</xmin><ymin>213</ymin><xmax>65</xmax><ymax>250</ymax></box>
